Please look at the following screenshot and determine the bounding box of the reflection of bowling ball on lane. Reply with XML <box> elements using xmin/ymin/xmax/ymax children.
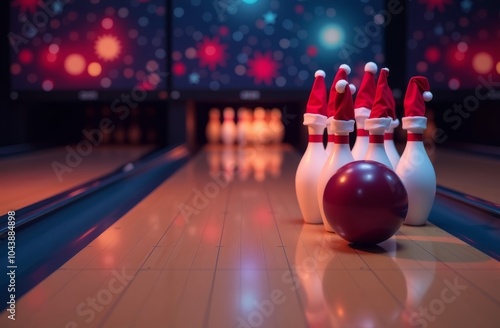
<box><xmin>322</xmin><ymin>238</ymin><xmax>407</xmax><ymax>327</ymax></box>
<box><xmin>323</xmin><ymin>161</ymin><xmax>408</xmax><ymax>245</ymax></box>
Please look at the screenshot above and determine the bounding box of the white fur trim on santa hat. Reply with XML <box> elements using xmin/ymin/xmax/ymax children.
<box><xmin>386</xmin><ymin>118</ymin><xmax>399</xmax><ymax>133</ymax></box>
<box><xmin>315</xmin><ymin>70</ymin><xmax>326</xmax><ymax>78</ymax></box>
<box><xmin>354</xmin><ymin>107</ymin><xmax>371</xmax><ymax>118</ymax></box>
<box><xmin>330</xmin><ymin>119</ymin><xmax>355</xmax><ymax>134</ymax></box>
<box><xmin>303</xmin><ymin>113</ymin><xmax>327</xmax><ymax>127</ymax></box>
<box><xmin>339</xmin><ymin>64</ymin><xmax>351</xmax><ymax>75</ymax></box>
<box><xmin>365</xmin><ymin>62</ymin><xmax>378</xmax><ymax>74</ymax></box>
<box><xmin>335</xmin><ymin>79</ymin><xmax>349</xmax><ymax>93</ymax></box>
<box><xmin>365</xmin><ymin>117</ymin><xmax>392</xmax><ymax>135</ymax></box>
<box><xmin>349</xmin><ymin>83</ymin><xmax>356</xmax><ymax>94</ymax></box>
<box><xmin>423</xmin><ymin>91</ymin><xmax>433</xmax><ymax>102</ymax></box>
<box><xmin>326</xmin><ymin>116</ymin><xmax>334</xmax><ymax>134</ymax></box>
<box><xmin>389</xmin><ymin>118</ymin><xmax>400</xmax><ymax>129</ymax></box>
<box><xmin>402</xmin><ymin>116</ymin><xmax>427</xmax><ymax>133</ymax></box>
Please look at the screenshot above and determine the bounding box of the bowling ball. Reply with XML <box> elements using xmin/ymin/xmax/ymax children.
<box><xmin>323</xmin><ymin>160</ymin><xmax>408</xmax><ymax>245</ymax></box>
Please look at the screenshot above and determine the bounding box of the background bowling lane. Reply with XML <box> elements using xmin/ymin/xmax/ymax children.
<box><xmin>0</xmin><ymin>145</ymin><xmax>153</xmax><ymax>215</ymax></box>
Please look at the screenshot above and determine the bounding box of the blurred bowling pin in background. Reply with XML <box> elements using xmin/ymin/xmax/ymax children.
<box><xmin>385</xmin><ymin>86</ymin><xmax>401</xmax><ymax>169</ymax></box>
<box><xmin>221</xmin><ymin>107</ymin><xmax>236</xmax><ymax>145</ymax></box>
<box><xmin>206</xmin><ymin>107</ymin><xmax>221</xmax><ymax>144</ymax></box>
<box><xmin>236</xmin><ymin>107</ymin><xmax>252</xmax><ymax>146</ymax></box>
<box><xmin>269</xmin><ymin>108</ymin><xmax>285</xmax><ymax>144</ymax></box>
<box><xmin>352</xmin><ymin>62</ymin><xmax>377</xmax><ymax>160</ymax></box>
<box><xmin>296</xmin><ymin>70</ymin><xmax>328</xmax><ymax>224</ymax></box>
<box><xmin>364</xmin><ymin>68</ymin><xmax>393</xmax><ymax>170</ymax></box>
<box><xmin>252</xmin><ymin>107</ymin><xmax>271</xmax><ymax>145</ymax></box>
<box><xmin>396</xmin><ymin>76</ymin><xmax>436</xmax><ymax>226</ymax></box>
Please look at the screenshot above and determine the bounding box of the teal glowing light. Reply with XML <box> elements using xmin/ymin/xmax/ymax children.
<box><xmin>242</xmin><ymin>0</ymin><xmax>258</xmax><ymax>4</ymax></box>
<box><xmin>319</xmin><ymin>24</ymin><xmax>344</xmax><ymax>49</ymax></box>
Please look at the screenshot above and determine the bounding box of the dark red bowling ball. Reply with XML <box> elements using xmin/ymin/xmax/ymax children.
<box><xmin>323</xmin><ymin>160</ymin><xmax>408</xmax><ymax>245</ymax></box>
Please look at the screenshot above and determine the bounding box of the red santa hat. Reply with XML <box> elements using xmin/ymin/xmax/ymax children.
<box><xmin>369</xmin><ymin>68</ymin><xmax>391</xmax><ymax>119</ymax></box>
<box><xmin>327</xmin><ymin>64</ymin><xmax>356</xmax><ymax>117</ymax></box>
<box><xmin>333</xmin><ymin>80</ymin><xmax>355</xmax><ymax>121</ymax></box>
<box><xmin>388</xmin><ymin>85</ymin><xmax>397</xmax><ymax>120</ymax></box>
<box><xmin>306</xmin><ymin>70</ymin><xmax>327</xmax><ymax>115</ymax></box>
<box><xmin>354</xmin><ymin>62</ymin><xmax>378</xmax><ymax>110</ymax></box>
<box><xmin>404</xmin><ymin>76</ymin><xmax>433</xmax><ymax>117</ymax></box>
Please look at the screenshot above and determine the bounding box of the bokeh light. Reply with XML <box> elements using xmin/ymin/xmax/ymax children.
<box><xmin>64</xmin><ymin>54</ymin><xmax>86</xmax><ymax>76</ymax></box>
<box><xmin>472</xmin><ymin>52</ymin><xmax>494</xmax><ymax>74</ymax></box>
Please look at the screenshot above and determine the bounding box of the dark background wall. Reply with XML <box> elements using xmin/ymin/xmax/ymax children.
<box><xmin>1</xmin><ymin>1</ymin><xmax>499</xmax><ymax>153</ymax></box>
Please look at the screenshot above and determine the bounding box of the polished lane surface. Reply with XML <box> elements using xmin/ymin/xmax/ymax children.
<box><xmin>1</xmin><ymin>145</ymin><xmax>498</xmax><ymax>328</ymax></box>
<box><xmin>0</xmin><ymin>145</ymin><xmax>153</xmax><ymax>215</ymax></box>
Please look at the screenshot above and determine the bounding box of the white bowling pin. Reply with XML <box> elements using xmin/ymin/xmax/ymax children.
<box><xmin>385</xmin><ymin>119</ymin><xmax>401</xmax><ymax>169</ymax></box>
<box><xmin>396</xmin><ymin>117</ymin><xmax>436</xmax><ymax>226</ymax></box>
<box><xmin>206</xmin><ymin>108</ymin><xmax>221</xmax><ymax>144</ymax></box>
<box><xmin>296</xmin><ymin>69</ymin><xmax>328</xmax><ymax>224</ymax></box>
<box><xmin>364</xmin><ymin>118</ymin><xmax>393</xmax><ymax>169</ymax></box>
<box><xmin>221</xmin><ymin>107</ymin><xmax>236</xmax><ymax>145</ymax></box>
<box><xmin>396</xmin><ymin>76</ymin><xmax>435</xmax><ymax>226</ymax></box>
<box><xmin>325</xmin><ymin>117</ymin><xmax>334</xmax><ymax>155</ymax></box>
<box><xmin>317</xmin><ymin>120</ymin><xmax>354</xmax><ymax>231</ymax></box>
<box><xmin>252</xmin><ymin>107</ymin><xmax>271</xmax><ymax>145</ymax></box>
<box><xmin>236</xmin><ymin>107</ymin><xmax>251</xmax><ymax>146</ymax></box>
<box><xmin>364</xmin><ymin>67</ymin><xmax>393</xmax><ymax>169</ymax></box>
<box><xmin>317</xmin><ymin>79</ymin><xmax>355</xmax><ymax>232</ymax></box>
<box><xmin>269</xmin><ymin>108</ymin><xmax>285</xmax><ymax>143</ymax></box>
<box><xmin>296</xmin><ymin>114</ymin><xmax>327</xmax><ymax>224</ymax></box>
<box><xmin>352</xmin><ymin>62</ymin><xmax>377</xmax><ymax>160</ymax></box>
<box><xmin>351</xmin><ymin>109</ymin><xmax>370</xmax><ymax>160</ymax></box>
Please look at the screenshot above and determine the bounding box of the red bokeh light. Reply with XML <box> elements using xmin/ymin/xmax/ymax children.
<box><xmin>424</xmin><ymin>46</ymin><xmax>441</xmax><ymax>63</ymax></box>
<box><xmin>247</xmin><ymin>51</ymin><xmax>280</xmax><ymax>85</ymax></box>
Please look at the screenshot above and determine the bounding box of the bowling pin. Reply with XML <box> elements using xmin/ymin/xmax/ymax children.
<box><xmin>236</xmin><ymin>107</ymin><xmax>251</xmax><ymax>146</ymax></box>
<box><xmin>364</xmin><ymin>68</ymin><xmax>393</xmax><ymax>169</ymax></box>
<box><xmin>296</xmin><ymin>70</ymin><xmax>328</xmax><ymax>224</ymax></box>
<box><xmin>269</xmin><ymin>108</ymin><xmax>285</xmax><ymax>143</ymax></box>
<box><xmin>385</xmin><ymin>88</ymin><xmax>401</xmax><ymax>169</ymax></box>
<box><xmin>317</xmin><ymin>79</ymin><xmax>355</xmax><ymax>232</ymax></box>
<box><xmin>325</xmin><ymin>117</ymin><xmax>334</xmax><ymax>155</ymax></box>
<box><xmin>221</xmin><ymin>107</ymin><xmax>236</xmax><ymax>145</ymax></box>
<box><xmin>206</xmin><ymin>107</ymin><xmax>221</xmax><ymax>144</ymax></box>
<box><xmin>252</xmin><ymin>107</ymin><xmax>271</xmax><ymax>145</ymax></box>
<box><xmin>396</xmin><ymin>76</ymin><xmax>436</xmax><ymax>226</ymax></box>
<box><xmin>352</xmin><ymin>62</ymin><xmax>378</xmax><ymax>160</ymax></box>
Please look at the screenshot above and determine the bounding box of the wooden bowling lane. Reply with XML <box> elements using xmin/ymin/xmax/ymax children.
<box><xmin>433</xmin><ymin>147</ymin><xmax>500</xmax><ymax>205</ymax></box>
<box><xmin>2</xmin><ymin>144</ymin><xmax>499</xmax><ymax>328</ymax></box>
<box><xmin>0</xmin><ymin>145</ymin><xmax>154</xmax><ymax>215</ymax></box>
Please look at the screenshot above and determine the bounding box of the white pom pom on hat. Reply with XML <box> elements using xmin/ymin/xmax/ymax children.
<box><xmin>335</xmin><ymin>79</ymin><xmax>349</xmax><ymax>93</ymax></box>
<box><xmin>349</xmin><ymin>83</ymin><xmax>356</xmax><ymax>94</ymax></box>
<box><xmin>364</xmin><ymin>62</ymin><xmax>378</xmax><ymax>74</ymax></box>
<box><xmin>339</xmin><ymin>64</ymin><xmax>351</xmax><ymax>75</ymax></box>
<box><xmin>315</xmin><ymin>70</ymin><xmax>326</xmax><ymax>78</ymax></box>
<box><xmin>423</xmin><ymin>91</ymin><xmax>433</xmax><ymax>102</ymax></box>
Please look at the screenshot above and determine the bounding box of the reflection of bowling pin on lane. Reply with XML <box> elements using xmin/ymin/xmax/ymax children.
<box><xmin>296</xmin><ymin>70</ymin><xmax>328</xmax><ymax>224</ymax></box>
<box><xmin>385</xmin><ymin>86</ymin><xmax>401</xmax><ymax>169</ymax></box>
<box><xmin>352</xmin><ymin>62</ymin><xmax>378</xmax><ymax>160</ymax></box>
<box><xmin>206</xmin><ymin>107</ymin><xmax>221</xmax><ymax>144</ymax></box>
<box><xmin>364</xmin><ymin>68</ymin><xmax>393</xmax><ymax>170</ymax></box>
<box><xmin>396</xmin><ymin>76</ymin><xmax>436</xmax><ymax>226</ymax></box>
<box><xmin>221</xmin><ymin>107</ymin><xmax>236</xmax><ymax>145</ymax></box>
<box><xmin>317</xmin><ymin>64</ymin><xmax>356</xmax><ymax>232</ymax></box>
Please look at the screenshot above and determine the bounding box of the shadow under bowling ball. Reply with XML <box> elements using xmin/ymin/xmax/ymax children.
<box><xmin>323</xmin><ymin>160</ymin><xmax>408</xmax><ymax>245</ymax></box>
